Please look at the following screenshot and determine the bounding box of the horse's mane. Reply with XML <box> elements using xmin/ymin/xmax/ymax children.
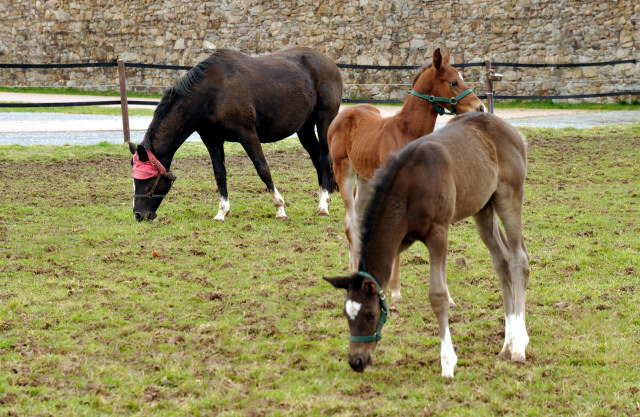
<box><xmin>358</xmin><ymin>153</ymin><xmax>403</xmax><ymax>271</ymax></box>
<box><xmin>151</xmin><ymin>51</ymin><xmax>227</xmax><ymax>122</ymax></box>
<box><xmin>411</xmin><ymin>64</ymin><xmax>430</xmax><ymax>87</ymax></box>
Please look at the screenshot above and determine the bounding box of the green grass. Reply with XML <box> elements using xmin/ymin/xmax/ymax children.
<box><xmin>0</xmin><ymin>124</ymin><xmax>639</xmax><ymax>415</ymax></box>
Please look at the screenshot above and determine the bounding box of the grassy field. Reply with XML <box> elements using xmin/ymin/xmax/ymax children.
<box><xmin>0</xmin><ymin>123</ymin><xmax>639</xmax><ymax>416</ymax></box>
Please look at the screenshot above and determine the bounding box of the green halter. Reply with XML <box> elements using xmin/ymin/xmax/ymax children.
<box><xmin>411</xmin><ymin>88</ymin><xmax>473</xmax><ymax>116</ymax></box>
<box><xmin>349</xmin><ymin>271</ymin><xmax>388</xmax><ymax>343</ymax></box>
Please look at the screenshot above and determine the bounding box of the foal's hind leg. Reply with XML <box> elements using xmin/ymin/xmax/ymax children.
<box><xmin>477</xmin><ymin>199</ymin><xmax>530</xmax><ymax>362</ymax></box>
<box><xmin>473</xmin><ymin>204</ymin><xmax>516</xmax><ymax>358</ymax></box>
<box><xmin>496</xmin><ymin>200</ymin><xmax>530</xmax><ymax>363</ymax></box>
<box><xmin>334</xmin><ymin>160</ymin><xmax>359</xmax><ymax>271</ymax></box>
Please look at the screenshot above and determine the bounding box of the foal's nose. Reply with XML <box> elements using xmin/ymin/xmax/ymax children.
<box><xmin>348</xmin><ymin>353</ymin><xmax>371</xmax><ymax>372</ymax></box>
<box><xmin>349</xmin><ymin>356</ymin><xmax>365</xmax><ymax>372</ymax></box>
<box><xmin>477</xmin><ymin>103</ymin><xmax>486</xmax><ymax>113</ymax></box>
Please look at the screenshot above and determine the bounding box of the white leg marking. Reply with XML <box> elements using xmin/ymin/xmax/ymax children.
<box><xmin>510</xmin><ymin>313</ymin><xmax>529</xmax><ymax>362</ymax></box>
<box><xmin>317</xmin><ymin>188</ymin><xmax>331</xmax><ymax>216</ymax></box>
<box><xmin>440</xmin><ymin>327</ymin><xmax>457</xmax><ymax>378</ymax></box>
<box><xmin>501</xmin><ymin>313</ymin><xmax>529</xmax><ymax>362</ymax></box>
<box><xmin>214</xmin><ymin>197</ymin><xmax>230</xmax><ymax>221</ymax></box>
<box><xmin>271</xmin><ymin>187</ymin><xmax>288</xmax><ymax>220</ymax></box>
<box><xmin>501</xmin><ymin>313</ymin><xmax>514</xmax><ymax>356</ymax></box>
<box><xmin>345</xmin><ymin>299</ymin><xmax>362</xmax><ymax>321</ymax></box>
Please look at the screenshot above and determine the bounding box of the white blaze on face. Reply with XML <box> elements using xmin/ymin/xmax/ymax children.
<box><xmin>457</xmin><ymin>70</ymin><xmax>464</xmax><ymax>81</ymax></box>
<box><xmin>345</xmin><ymin>299</ymin><xmax>362</xmax><ymax>321</ymax></box>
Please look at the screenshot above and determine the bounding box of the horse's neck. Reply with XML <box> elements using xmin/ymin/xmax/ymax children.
<box><xmin>144</xmin><ymin>118</ymin><xmax>195</xmax><ymax>168</ymax></box>
<box><xmin>359</xmin><ymin>203</ymin><xmax>408</xmax><ymax>290</ymax></box>
<box><xmin>396</xmin><ymin>95</ymin><xmax>438</xmax><ymax>138</ymax></box>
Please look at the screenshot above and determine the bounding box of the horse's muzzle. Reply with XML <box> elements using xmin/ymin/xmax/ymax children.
<box><xmin>134</xmin><ymin>211</ymin><xmax>157</xmax><ymax>222</ymax></box>
<box><xmin>348</xmin><ymin>352</ymin><xmax>372</xmax><ymax>372</ymax></box>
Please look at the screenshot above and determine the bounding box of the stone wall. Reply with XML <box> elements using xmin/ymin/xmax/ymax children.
<box><xmin>1</xmin><ymin>0</ymin><xmax>639</xmax><ymax>102</ymax></box>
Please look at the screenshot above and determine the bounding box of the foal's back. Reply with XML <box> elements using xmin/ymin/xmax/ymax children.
<box><xmin>387</xmin><ymin>113</ymin><xmax>527</xmax><ymax>227</ymax></box>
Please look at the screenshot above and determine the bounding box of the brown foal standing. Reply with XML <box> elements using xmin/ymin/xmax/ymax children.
<box><xmin>326</xmin><ymin>112</ymin><xmax>530</xmax><ymax>377</ymax></box>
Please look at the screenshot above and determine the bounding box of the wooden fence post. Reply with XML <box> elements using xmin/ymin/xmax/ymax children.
<box><xmin>117</xmin><ymin>59</ymin><xmax>131</xmax><ymax>143</ymax></box>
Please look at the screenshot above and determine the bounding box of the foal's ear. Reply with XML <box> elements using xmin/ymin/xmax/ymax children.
<box><xmin>324</xmin><ymin>276</ymin><xmax>353</xmax><ymax>290</ymax></box>
<box><xmin>441</xmin><ymin>49</ymin><xmax>451</xmax><ymax>66</ymax></box>
<box><xmin>433</xmin><ymin>48</ymin><xmax>443</xmax><ymax>70</ymax></box>
<box><xmin>433</xmin><ymin>48</ymin><xmax>451</xmax><ymax>71</ymax></box>
<box><xmin>362</xmin><ymin>279</ymin><xmax>378</xmax><ymax>295</ymax></box>
<box><xmin>128</xmin><ymin>141</ymin><xmax>137</xmax><ymax>155</ymax></box>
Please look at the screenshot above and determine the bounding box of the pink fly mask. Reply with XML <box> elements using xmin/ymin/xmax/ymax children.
<box><xmin>132</xmin><ymin>148</ymin><xmax>176</xmax><ymax>181</ymax></box>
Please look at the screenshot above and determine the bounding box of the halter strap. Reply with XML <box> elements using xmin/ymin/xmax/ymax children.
<box><xmin>349</xmin><ymin>271</ymin><xmax>388</xmax><ymax>343</ymax></box>
<box><xmin>411</xmin><ymin>88</ymin><xmax>473</xmax><ymax>116</ymax></box>
<box><xmin>146</xmin><ymin>149</ymin><xmax>167</xmax><ymax>176</ymax></box>
<box><xmin>133</xmin><ymin>174</ymin><xmax>166</xmax><ymax>199</ymax></box>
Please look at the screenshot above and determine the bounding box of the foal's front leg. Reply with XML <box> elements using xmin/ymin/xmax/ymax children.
<box><xmin>425</xmin><ymin>225</ymin><xmax>457</xmax><ymax>378</ymax></box>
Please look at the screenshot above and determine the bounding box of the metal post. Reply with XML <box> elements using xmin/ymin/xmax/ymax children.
<box><xmin>484</xmin><ymin>59</ymin><xmax>494</xmax><ymax>114</ymax></box>
<box><xmin>117</xmin><ymin>59</ymin><xmax>131</xmax><ymax>143</ymax></box>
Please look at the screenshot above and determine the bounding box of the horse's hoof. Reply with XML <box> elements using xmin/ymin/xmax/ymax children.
<box><xmin>276</xmin><ymin>215</ymin><xmax>290</xmax><ymax>221</ymax></box>
<box><xmin>441</xmin><ymin>370</ymin><xmax>455</xmax><ymax>379</ymax></box>
<box><xmin>317</xmin><ymin>209</ymin><xmax>329</xmax><ymax>217</ymax></box>
<box><xmin>511</xmin><ymin>351</ymin><xmax>526</xmax><ymax>363</ymax></box>
<box><xmin>498</xmin><ymin>349</ymin><xmax>511</xmax><ymax>360</ymax></box>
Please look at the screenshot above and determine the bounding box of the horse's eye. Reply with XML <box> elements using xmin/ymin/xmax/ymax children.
<box><xmin>450</xmin><ymin>81</ymin><xmax>459</xmax><ymax>88</ymax></box>
<box><xmin>365</xmin><ymin>312</ymin><xmax>375</xmax><ymax>321</ymax></box>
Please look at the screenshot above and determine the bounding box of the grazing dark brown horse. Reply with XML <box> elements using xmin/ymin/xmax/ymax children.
<box><xmin>325</xmin><ymin>112</ymin><xmax>530</xmax><ymax>377</ymax></box>
<box><xmin>128</xmin><ymin>46</ymin><xmax>342</xmax><ymax>221</ymax></box>
<box><xmin>327</xmin><ymin>48</ymin><xmax>485</xmax><ymax>303</ymax></box>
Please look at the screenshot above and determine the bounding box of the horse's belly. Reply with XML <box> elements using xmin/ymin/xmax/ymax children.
<box><xmin>257</xmin><ymin>123</ymin><xmax>303</xmax><ymax>142</ymax></box>
<box><xmin>256</xmin><ymin>109</ymin><xmax>313</xmax><ymax>141</ymax></box>
<box><xmin>451</xmin><ymin>180</ymin><xmax>497</xmax><ymax>222</ymax></box>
